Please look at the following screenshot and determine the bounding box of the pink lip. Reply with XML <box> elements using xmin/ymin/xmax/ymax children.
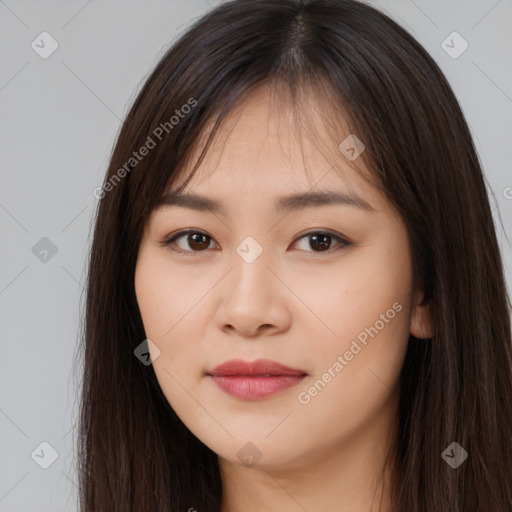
<box><xmin>207</xmin><ymin>359</ymin><xmax>307</xmax><ymax>400</ymax></box>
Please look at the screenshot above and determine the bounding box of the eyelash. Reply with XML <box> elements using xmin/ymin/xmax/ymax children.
<box><xmin>160</xmin><ymin>229</ymin><xmax>353</xmax><ymax>257</ymax></box>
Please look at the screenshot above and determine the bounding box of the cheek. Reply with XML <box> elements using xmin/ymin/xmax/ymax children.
<box><xmin>134</xmin><ymin>250</ymin><xmax>211</xmax><ymax>388</ymax></box>
<box><xmin>290</xmin><ymin>246</ymin><xmax>412</xmax><ymax>405</ymax></box>
<box><xmin>288</xmin><ymin>245</ymin><xmax>412</xmax><ymax>350</ymax></box>
<box><xmin>135</xmin><ymin>249</ymin><xmax>204</xmax><ymax>338</ymax></box>
<box><xmin>295</xmin><ymin>244</ymin><xmax>411</xmax><ymax>417</ymax></box>
<box><xmin>135</xmin><ymin>269</ymin><xmax>168</xmax><ymax>339</ymax></box>
<box><xmin>293</xmin><ymin>297</ymin><xmax>409</xmax><ymax>450</ymax></box>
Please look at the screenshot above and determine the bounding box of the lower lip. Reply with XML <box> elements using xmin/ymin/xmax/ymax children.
<box><xmin>209</xmin><ymin>375</ymin><xmax>306</xmax><ymax>400</ymax></box>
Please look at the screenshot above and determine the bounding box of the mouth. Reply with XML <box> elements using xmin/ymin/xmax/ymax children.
<box><xmin>206</xmin><ymin>358</ymin><xmax>308</xmax><ymax>400</ymax></box>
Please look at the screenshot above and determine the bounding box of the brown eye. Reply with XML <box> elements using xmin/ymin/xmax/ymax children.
<box><xmin>293</xmin><ymin>231</ymin><xmax>351</xmax><ymax>253</ymax></box>
<box><xmin>186</xmin><ymin>232</ymin><xmax>211</xmax><ymax>251</ymax></box>
<box><xmin>163</xmin><ymin>230</ymin><xmax>216</xmax><ymax>253</ymax></box>
<box><xmin>308</xmin><ymin>233</ymin><xmax>332</xmax><ymax>252</ymax></box>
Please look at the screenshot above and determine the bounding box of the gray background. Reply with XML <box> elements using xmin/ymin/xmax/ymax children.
<box><xmin>0</xmin><ymin>0</ymin><xmax>511</xmax><ymax>510</ymax></box>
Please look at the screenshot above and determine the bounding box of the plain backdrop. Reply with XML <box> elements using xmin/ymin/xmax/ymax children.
<box><xmin>0</xmin><ymin>1</ymin><xmax>511</xmax><ymax>510</ymax></box>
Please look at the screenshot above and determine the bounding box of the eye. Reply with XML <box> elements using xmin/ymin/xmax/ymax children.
<box><xmin>292</xmin><ymin>230</ymin><xmax>352</xmax><ymax>253</ymax></box>
<box><xmin>162</xmin><ymin>230</ymin><xmax>218</xmax><ymax>254</ymax></box>
<box><xmin>160</xmin><ymin>229</ymin><xmax>352</xmax><ymax>255</ymax></box>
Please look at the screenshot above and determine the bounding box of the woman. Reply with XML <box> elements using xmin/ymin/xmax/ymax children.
<box><xmin>78</xmin><ymin>0</ymin><xmax>512</xmax><ymax>510</ymax></box>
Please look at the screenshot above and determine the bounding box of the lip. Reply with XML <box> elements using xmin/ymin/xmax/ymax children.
<box><xmin>207</xmin><ymin>358</ymin><xmax>308</xmax><ymax>400</ymax></box>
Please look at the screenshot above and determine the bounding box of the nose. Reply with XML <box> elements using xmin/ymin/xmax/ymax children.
<box><xmin>213</xmin><ymin>249</ymin><xmax>292</xmax><ymax>338</ymax></box>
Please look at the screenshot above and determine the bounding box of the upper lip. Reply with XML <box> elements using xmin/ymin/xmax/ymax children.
<box><xmin>208</xmin><ymin>358</ymin><xmax>307</xmax><ymax>377</ymax></box>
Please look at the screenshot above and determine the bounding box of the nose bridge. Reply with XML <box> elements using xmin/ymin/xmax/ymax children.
<box><xmin>219</xmin><ymin>235</ymin><xmax>279</xmax><ymax>320</ymax></box>
<box><xmin>212</xmin><ymin>227</ymin><xmax>294</xmax><ymax>337</ymax></box>
<box><xmin>230</xmin><ymin>234</ymin><xmax>273</xmax><ymax>297</ymax></box>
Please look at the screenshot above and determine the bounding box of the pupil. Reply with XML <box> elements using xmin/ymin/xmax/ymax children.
<box><xmin>189</xmin><ymin>233</ymin><xmax>208</xmax><ymax>250</ymax></box>
<box><xmin>311</xmin><ymin>234</ymin><xmax>330</xmax><ymax>251</ymax></box>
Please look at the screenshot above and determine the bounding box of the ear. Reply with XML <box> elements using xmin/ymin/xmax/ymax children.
<box><xmin>410</xmin><ymin>289</ymin><xmax>433</xmax><ymax>339</ymax></box>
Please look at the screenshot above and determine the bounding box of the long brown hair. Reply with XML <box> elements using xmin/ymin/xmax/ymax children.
<box><xmin>77</xmin><ymin>0</ymin><xmax>512</xmax><ymax>510</ymax></box>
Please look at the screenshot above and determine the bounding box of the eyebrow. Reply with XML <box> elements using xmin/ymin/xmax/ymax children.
<box><xmin>153</xmin><ymin>190</ymin><xmax>376</xmax><ymax>216</ymax></box>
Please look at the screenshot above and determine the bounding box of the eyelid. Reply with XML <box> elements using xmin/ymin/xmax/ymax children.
<box><xmin>160</xmin><ymin>228</ymin><xmax>353</xmax><ymax>256</ymax></box>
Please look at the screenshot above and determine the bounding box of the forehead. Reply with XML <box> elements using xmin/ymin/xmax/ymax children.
<box><xmin>164</xmin><ymin>82</ymin><xmax>382</xmax><ymax>211</ymax></box>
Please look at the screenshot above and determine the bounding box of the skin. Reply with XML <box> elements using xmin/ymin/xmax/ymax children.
<box><xmin>134</xmin><ymin>83</ymin><xmax>432</xmax><ymax>512</ymax></box>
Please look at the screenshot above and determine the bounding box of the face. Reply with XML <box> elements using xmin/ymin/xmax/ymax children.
<box><xmin>134</xmin><ymin>83</ymin><xmax>429</xmax><ymax>470</ymax></box>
